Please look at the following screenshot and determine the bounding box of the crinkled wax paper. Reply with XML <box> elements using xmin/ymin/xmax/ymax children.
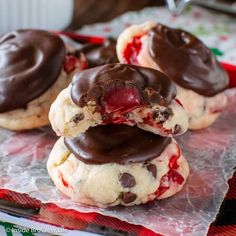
<box><xmin>0</xmin><ymin>89</ymin><xmax>236</xmax><ymax>236</ymax></box>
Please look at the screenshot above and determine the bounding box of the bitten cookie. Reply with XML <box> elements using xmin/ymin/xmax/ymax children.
<box><xmin>117</xmin><ymin>22</ymin><xmax>229</xmax><ymax>129</ymax></box>
<box><xmin>0</xmin><ymin>29</ymin><xmax>87</xmax><ymax>130</ymax></box>
<box><xmin>49</xmin><ymin>63</ymin><xmax>189</xmax><ymax>138</ymax></box>
<box><xmin>47</xmin><ymin>125</ymin><xmax>189</xmax><ymax>207</ymax></box>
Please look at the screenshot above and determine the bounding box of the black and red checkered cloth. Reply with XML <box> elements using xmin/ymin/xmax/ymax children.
<box><xmin>0</xmin><ymin>171</ymin><xmax>235</xmax><ymax>236</ymax></box>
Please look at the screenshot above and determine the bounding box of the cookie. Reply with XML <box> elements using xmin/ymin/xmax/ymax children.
<box><xmin>49</xmin><ymin>63</ymin><xmax>189</xmax><ymax>138</ymax></box>
<box><xmin>0</xmin><ymin>29</ymin><xmax>87</xmax><ymax>130</ymax></box>
<box><xmin>47</xmin><ymin>125</ymin><xmax>189</xmax><ymax>207</ymax></box>
<box><xmin>117</xmin><ymin>22</ymin><xmax>229</xmax><ymax>129</ymax></box>
<box><xmin>79</xmin><ymin>38</ymin><xmax>118</xmax><ymax>67</ymax></box>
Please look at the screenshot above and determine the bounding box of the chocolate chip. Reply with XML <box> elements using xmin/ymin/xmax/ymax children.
<box><xmin>72</xmin><ymin>113</ymin><xmax>84</xmax><ymax>123</ymax></box>
<box><xmin>153</xmin><ymin>107</ymin><xmax>173</xmax><ymax>123</ymax></box>
<box><xmin>143</xmin><ymin>87</ymin><xmax>161</xmax><ymax>104</ymax></box>
<box><xmin>124</xmin><ymin>113</ymin><xmax>129</xmax><ymax>119</ymax></box>
<box><xmin>74</xmin><ymin>50</ymin><xmax>82</xmax><ymax>58</ymax></box>
<box><xmin>147</xmin><ymin>164</ymin><xmax>157</xmax><ymax>178</ymax></box>
<box><xmin>78</xmin><ymin>94</ymin><xmax>87</xmax><ymax>107</ymax></box>
<box><xmin>161</xmin><ymin>111</ymin><xmax>170</xmax><ymax>121</ymax></box>
<box><xmin>152</xmin><ymin>110</ymin><xmax>159</xmax><ymax>119</ymax></box>
<box><xmin>121</xmin><ymin>192</ymin><xmax>137</xmax><ymax>203</ymax></box>
<box><xmin>79</xmin><ymin>87</ymin><xmax>102</xmax><ymax>107</ymax></box>
<box><xmin>174</xmin><ymin>124</ymin><xmax>181</xmax><ymax>134</ymax></box>
<box><xmin>119</xmin><ymin>173</ymin><xmax>136</xmax><ymax>188</ymax></box>
<box><xmin>203</xmin><ymin>100</ymin><xmax>207</xmax><ymax>112</ymax></box>
<box><xmin>164</xmin><ymin>107</ymin><xmax>173</xmax><ymax>116</ymax></box>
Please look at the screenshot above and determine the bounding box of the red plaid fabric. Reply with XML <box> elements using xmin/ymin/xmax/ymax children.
<box><xmin>0</xmin><ymin>172</ymin><xmax>235</xmax><ymax>235</ymax></box>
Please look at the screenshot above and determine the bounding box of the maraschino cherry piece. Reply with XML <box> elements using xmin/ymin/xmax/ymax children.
<box><xmin>103</xmin><ymin>86</ymin><xmax>141</xmax><ymax>113</ymax></box>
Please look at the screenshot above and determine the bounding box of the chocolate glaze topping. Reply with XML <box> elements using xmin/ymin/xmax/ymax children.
<box><xmin>79</xmin><ymin>38</ymin><xmax>118</xmax><ymax>67</ymax></box>
<box><xmin>0</xmin><ymin>29</ymin><xmax>65</xmax><ymax>113</ymax></box>
<box><xmin>148</xmin><ymin>24</ymin><xmax>229</xmax><ymax>97</ymax></box>
<box><xmin>71</xmin><ymin>63</ymin><xmax>176</xmax><ymax>108</ymax></box>
<box><xmin>64</xmin><ymin>124</ymin><xmax>171</xmax><ymax>164</ymax></box>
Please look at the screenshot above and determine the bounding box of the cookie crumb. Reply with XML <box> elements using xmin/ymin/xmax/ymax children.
<box><xmin>153</xmin><ymin>107</ymin><xmax>173</xmax><ymax>123</ymax></box>
<box><xmin>72</xmin><ymin>113</ymin><xmax>84</xmax><ymax>123</ymax></box>
<box><xmin>174</xmin><ymin>124</ymin><xmax>181</xmax><ymax>134</ymax></box>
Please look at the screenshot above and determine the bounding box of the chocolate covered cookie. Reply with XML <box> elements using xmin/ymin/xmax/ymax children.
<box><xmin>0</xmin><ymin>29</ymin><xmax>87</xmax><ymax>130</ymax></box>
<box><xmin>49</xmin><ymin>63</ymin><xmax>189</xmax><ymax>137</ymax></box>
<box><xmin>117</xmin><ymin>22</ymin><xmax>229</xmax><ymax>129</ymax></box>
<box><xmin>47</xmin><ymin>125</ymin><xmax>189</xmax><ymax>207</ymax></box>
<box><xmin>79</xmin><ymin>38</ymin><xmax>118</xmax><ymax>67</ymax></box>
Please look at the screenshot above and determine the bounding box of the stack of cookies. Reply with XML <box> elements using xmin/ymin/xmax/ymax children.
<box><xmin>0</xmin><ymin>22</ymin><xmax>229</xmax><ymax>208</ymax></box>
<box><xmin>47</xmin><ymin>63</ymin><xmax>190</xmax><ymax>207</ymax></box>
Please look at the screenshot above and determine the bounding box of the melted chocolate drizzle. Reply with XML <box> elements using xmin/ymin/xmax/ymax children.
<box><xmin>64</xmin><ymin>124</ymin><xmax>171</xmax><ymax>164</ymax></box>
<box><xmin>79</xmin><ymin>38</ymin><xmax>118</xmax><ymax>67</ymax></box>
<box><xmin>71</xmin><ymin>63</ymin><xmax>176</xmax><ymax>108</ymax></box>
<box><xmin>148</xmin><ymin>24</ymin><xmax>229</xmax><ymax>97</ymax></box>
<box><xmin>0</xmin><ymin>29</ymin><xmax>65</xmax><ymax>112</ymax></box>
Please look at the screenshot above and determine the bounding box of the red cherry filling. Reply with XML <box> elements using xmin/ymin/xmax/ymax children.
<box><xmin>101</xmin><ymin>87</ymin><xmax>141</xmax><ymax>125</ymax></box>
<box><xmin>103</xmin><ymin>87</ymin><xmax>141</xmax><ymax>113</ymax></box>
<box><xmin>143</xmin><ymin>115</ymin><xmax>173</xmax><ymax>135</ymax></box>
<box><xmin>64</xmin><ymin>55</ymin><xmax>88</xmax><ymax>73</ymax></box>
<box><xmin>175</xmin><ymin>99</ymin><xmax>184</xmax><ymax>107</ymax></box>
<box><xmin>64</xmin><ymin>55</ymin><xmax>77</xmax><ymax>73</ymax></box>
<box><xmin>82</xmin><ymin>61</ymin><xmax>89</xmax><ymax>70</ymax></box>
<box><xmin>58</xmin><ymin>171</ymin><xmax>69</xmax><ymax>188</ymax></box>
<box><xmin>156</xmin><ymin>185</ymin><xmax>169</xmax><ymax>198</ymax></box>
<box><xmin>169</xmin><ymin>155</ymin><xmax>179</xmax><ymax>169</ymax></box>
<box><xmin>168</xmin><ymin>169</ymin><xmax>184</xmax><ymax>184</ymax></box>
<box><xmin>169</xmin><ymin>144</ymin><xmax>180</xmax><ymax>169</ymax></box>
<box><xmin>101</xmin><ymin>113</ymin><xmax>135</xmax><ymax>126</ymax></box>
<box><xmin>156</xmin><ymin>170</ymin><xmax>184</xmax><ymax>197</ymax></box>
<box><xmin>124</xmin><ymin>35</ymin><xmax>143</xmax><ymax>64</ymax></box>
<box><xmin>156</xmin><ymin>145</ymin><xmax>184</xmax><ymax>197</ymax></box>
<box><xmin>210</xmin><ymin>106</ymin><xmax>224</xmax><ymax>114</ymax></box>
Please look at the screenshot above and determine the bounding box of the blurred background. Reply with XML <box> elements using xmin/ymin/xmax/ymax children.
<box><xmin>70</xmin><ymin>0</ymin><xmax>165</xmax><ymax>29</ymax></box>
<box><xmin>0</xmin><ymin>0</ymin><xmax>235</xmax><ymax>33</ymax></box>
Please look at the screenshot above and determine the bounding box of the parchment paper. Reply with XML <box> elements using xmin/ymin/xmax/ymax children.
<box><xmin>0</xmin><ymin>89</ymin><xmax>235</xmax><ymax>236</ymax></box>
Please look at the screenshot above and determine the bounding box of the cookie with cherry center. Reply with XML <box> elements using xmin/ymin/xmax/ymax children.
<box><xmin>47</xmin><ymin>63</ymin><xmax>190</xmax><ymax>207</ymax></box>
<box><xmin>117</xmin><ymin>22</ymin><xmax>229</xmax><ymax>130</ymax></box>
<box><xmin>0</xmin><ymin>29</ymin><xmax>87</xmax><ymax>130</ymax></box>
<box><xmin>49</xmin><ymin>63</ymin><xmax>189</xmax><ymax>138</ymax></box>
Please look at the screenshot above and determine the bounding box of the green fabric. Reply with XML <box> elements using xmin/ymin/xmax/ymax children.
<box><xmin>211</xmin><ymin>48</ymin><xmax>224</xmax><ymax>56</ymax></box>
